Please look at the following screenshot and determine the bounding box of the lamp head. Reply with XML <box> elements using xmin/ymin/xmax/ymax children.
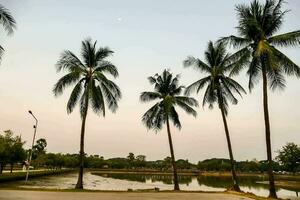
<box><xmin>28</xmin><ymin>110</ymin><xmax>32</xmax><ymax>114</ymax></box>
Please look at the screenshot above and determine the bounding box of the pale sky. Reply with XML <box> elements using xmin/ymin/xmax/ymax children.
<box><xmin>0</xmin><ymin>0</ymin><xmax>299</xmax><ymax>163</ymax></box>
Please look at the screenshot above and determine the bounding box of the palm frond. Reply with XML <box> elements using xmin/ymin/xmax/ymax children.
<box><xmin>174</xmin><ymin>98</ymin><xmax>197</xmax><ymax>117</ymax></box>
<box><xmin>0</xmin><ymin>45</ymin><xmax>3</xmax><ymax>60</ymax></box>
<box><xmin>80</xmin><ymin>85</ymin><xmax>89</xmax><ymax>118</ymax></box>
<box><xmin>94</xmin><ymin>72</ymin><xmax>122</xmax><ymax>98</ymax></box>
<box><xmin>0</xmin><ymin>4</ymin><xmax>16</xmax><ymax>35</ymax></box>
<box><xmin>53</xmin><ymin>72</ymin><xmax>82</xmax><ymax>96</ymax></box>
<box><xmin>100</xmin><ymin>81</ymin><xmax>119</xmax><ymax>112</ymax></box>
<box><xmin>185</xmin><ymin>76</ymin><xmax>210</xmax><ymax>95</ymax></box>
<box><xmin>81</xmin><ymin>38</ymin><xmax>96</xmax><ymax>67</ymax></box>
<box><xmin>174</xmin><ymin>96</ymin><xmax>199</xmax><ymax>107</ymax></box>
<box><xmin>219</xmin><ymin>35</ymin><xmax>251</xmax><ymax>48</ymax></box>
<box><xmin>247</xmin><ymin>56</ymin><xmax>261</xmax><ymax>92</ymax></box>
<box><xmin>224</xmin><ymin>47</ymin><xmax>251</xmax><ymax>76</ymax></box>
<box><xmin>183</xmin><ymin>56</ymin><xmax>211</xmax><ymax>73</ymax></box>
<box><xmin>169</xmin><ymin>107</ymin><xmax>181</xmax><ymax>129</ymax></box>
<box><xmin>267</xmin><ymin>68</ymin><xmax>286</xmax><ymax>90</ymax></box>
<box><xmin>268</xmin><ymin>30</ymin><xmax>300</xmax><ymax>47</ymax></box>
<box><xmin>67</xmin><ymin>81</ymin><xmax>83</xmax><ymax>114</ymax></box>
<box><xmin>90</xmin><ymin>80</ymin><xmax>105</xmax><ymax>116</ymax></box>
<box><xmin>56</xmin><ymin>50</ymin><xmax>86</xmax><ymax>72</ymax></box>
<box><xmin>147</xmin><ymin>76</ymin><xmax>157</xmax><ymax>85</ymax></box>
<box><xmin>272</xmin><ymin>47</ymin><xmax>300</xmax><ymax>77</ymax></box>
<box><xmin>202</xmin><ymin>84</ymin><xmax>217</xmax><ymax>109</ymax></box>
<box><xmin>224</xmin><ymin>77</ymin><xmax>247</xmax><ymax>97</ymax></box>
<box><xmin>94</xmin><ymin>61</ymin><xmax>119</xmax><ymax>78</ymax></box>
<box><xmin>221</xmin><ymin>83</ymin><xmax>238</xmax><ymax>105</ymax></box>
<box><xmin>140</xmin><ymin>92</ymin><xmax>161</xmax><ymax>102</ymax></box>
<box><xmin>95</xmin><ymin>47</ymin><xmax>114</xmax><ymax>62</ymax></box>
<box><xmin>142</xmin><ymin>102</ymin><xmax>164</xmax><ymax>131</ymax></box>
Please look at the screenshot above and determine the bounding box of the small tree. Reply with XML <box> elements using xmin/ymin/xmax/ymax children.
<box><xmin>0</xmin><ymin>130</ymin><xmax>26</xmax><ymax>173</ymax></box>
<box><xmin>276</xmin><ymin>143</ymin><xmax>300</xmax><ymax>173</ymax></box>
<box><xmin>32</xmin><ymin>138</ymin><xmax>47</xmax><ymax>160</ymax></box>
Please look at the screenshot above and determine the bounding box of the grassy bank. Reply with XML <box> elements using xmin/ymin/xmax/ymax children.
<box><xmin>0</xmin><ymin>169</ymin><xmax>75</xmax><ymax>183</ymax></box>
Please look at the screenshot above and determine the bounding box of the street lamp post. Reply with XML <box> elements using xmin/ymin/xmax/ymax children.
<box><xmin>25</xmin><ymin>110</ymin><xmax>38</xmax><ymax>183</ymax></box>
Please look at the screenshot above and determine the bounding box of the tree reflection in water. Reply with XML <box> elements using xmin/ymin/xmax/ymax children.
<box><xmin>93</xmin><ymin>173</ymin><xmax>192</xmax><ymax>185</ymax></box>
<box><xmin>94</xmin><ymin>172</ymin><xmax>298</xmax><ymax>194</ymax></box>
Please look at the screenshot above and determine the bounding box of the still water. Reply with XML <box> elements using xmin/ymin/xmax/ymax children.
<box><xmin>1</xmin><ymin>172</ymin><xmax>299</xmax><ymax>199</ymax></box>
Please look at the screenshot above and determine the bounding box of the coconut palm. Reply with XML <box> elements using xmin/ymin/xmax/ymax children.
<box><xmin>220</xmin><ymin>0</ymin><xmax>300</xmax><ymax>198</ymax></box>
<box><xmin>140</xmin><ymin>69</ymin><xmax>198</xmax><ymax>190</ymax></box>
<box><xmin>53</xmin><ymin>38</ymin><xmax>121</xmax><ymax>189</ymax></box>
<box><xmin>0</xmin><ymin>4</ymin><xmax>16</xmax><ymax>60</ymax></box>
<box><xmin>184</xmin><ymin>41</ymin><xmax>246</xmax><ymax>192</ymax></box>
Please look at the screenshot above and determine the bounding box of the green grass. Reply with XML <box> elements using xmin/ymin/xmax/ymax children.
<box><xmin>0</xmin><ymin>169</ymin><xmax>75</xmax><ymax>183</ymax></box>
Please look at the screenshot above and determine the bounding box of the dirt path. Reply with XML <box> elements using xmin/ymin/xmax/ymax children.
<box><xmin>0</xmin><ymin>190</ymin><xmax>253</xmax><ymax>200</ymax></box>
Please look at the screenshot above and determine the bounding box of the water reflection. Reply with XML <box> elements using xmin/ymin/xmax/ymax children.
<box><xmin>98</xmin><ymin>173</ymin><xmax>192</xmax><ymax>185</ymax></box>
<box><xmin>0</xmin><ymin>172</ymin><xmax>299</xmax><ymax>199</ymax></box>
<box><xmin>94</xmin><ymin>172</ymin><xmax>299</xmax><ymax>199</ymax></box>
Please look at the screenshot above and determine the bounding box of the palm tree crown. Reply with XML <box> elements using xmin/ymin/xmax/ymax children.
<box><xmin>53</xmin><ymin>38</ymin><xmax>121</xmax><ymax>117</ymax></box>
<box><xmin>184</xmin><ymin>41</ymin><xmax>246</xmax><ymax>114</ymax></box>
<box><xmin>220</xmin><ymin>0</ymin><xmax>300</xmax><ymax>90</ymax></box>
<box><xmin>0</xmin><ymin>4</ymin><xmax>16</xmax><ymax>58</ymax></box>
<box><xmin>140</xmin><ymin>69</ymin><xmax>198</xmax><ymax>130</ymax></box>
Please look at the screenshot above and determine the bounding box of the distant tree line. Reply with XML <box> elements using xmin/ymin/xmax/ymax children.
<box><xmin>1</xmin><ymin>130</ymin><xmax>299</xmax><ymax>175</ymax></box>
<box><xmin>32</xmin><ymin>151</ymin><xmax>300</xmax><ymax>174</ymax></box>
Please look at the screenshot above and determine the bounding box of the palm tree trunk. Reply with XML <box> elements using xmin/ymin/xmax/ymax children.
<box><xmin>262</xmin><ymin>63</ymin><xmax>277</xmax><ymax>199</ymax></box>
<box><xmin>166</xmin><ymin>116</ymin><xmax>180</xmax><ymax>190</ymax></box>
<box><xmin>217</xmin><ymin>91</ymin><xmax>240</xmax><ymax>192</ymax></box>
<box><xmin>75</xmin><ymin>90</ymin><xmax>89</xmax><ymax>189</ymax></box>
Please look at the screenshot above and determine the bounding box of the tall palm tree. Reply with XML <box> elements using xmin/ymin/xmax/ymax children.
<box><xmin>184</xmin><ymin>41</ymin><xmax>246</xmax><ymax>192</ymax></box>
<box><xmin>53</xmin><ymin>38</ymin><xmax>121</xmax><ymax>189</ymax></box>
<box><xmin>140</xmin><ymin>69</ymin><xmax>198</xmax><ymax>190</ymax></box>
<box><xmin>0</xmin><ymin>4</ymin><xmax>16</xmax><ymax>60</ymax></box>
<box><xmin>220</xmin><ymin>0</ymin><xmax>300</xmax><ymax>198</ymax></box>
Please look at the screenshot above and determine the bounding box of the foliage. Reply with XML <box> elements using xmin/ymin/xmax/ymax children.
<box><xmin>220</xmin><ymin>0</ymin><xmax>300</xmax><ymax>91</ymax></box>
<box><xmin>32</xmin><ymin>138</ymin><xmax>47</xmax><ymax>159</ymax></box>
<box><xmin>53</xmin><ymin>38</ymin><xmax>121</xmax><ymax>117</ymax></box>
<box><xmin>0</xmin><ymin>4</ymin><xmax>16</xmax><ymax>60</ymax></box>
<box><xmin>140</xmin><ymin>69</ymin><xmax>198</xmax><ymax>130</ymax></box>
<box><xmin>184</xmin><ymin>41</ymin><xmax>246</xmax><ymax>115</ymax></box>
<box><xmin>0</xmin><ymin>130</ymin><xmax>26</xmax><ymax>173</ymax></box>
<box><xmin>276</xmin><ymin>143</ymin><xmax>300</xmax><ymax>173</ymax></box>
<box><xmin>127</xmin><ymin>152</ymin><xmax>135</xmax><ymax>162</ymax></box>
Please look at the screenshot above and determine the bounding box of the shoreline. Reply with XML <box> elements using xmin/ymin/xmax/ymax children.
<box><xmin>0</xmin><ymin>189</ymin><xmax>270</xmax><ymax>200</ymax></box>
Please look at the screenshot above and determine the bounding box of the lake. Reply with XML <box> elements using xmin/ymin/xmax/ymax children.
<box><xmin>1</xmin><ymin>172</ymin><xmax>299</xmax><ymax>199</ymax></box>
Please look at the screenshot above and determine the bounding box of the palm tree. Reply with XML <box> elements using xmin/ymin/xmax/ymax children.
<box><xmin>184</xmin><ymin>41</ymin><xmax>246</xmax><ymax>192</ymax></box>
<box><xmin>53</xmin><ymin>38</ymin><xmax>121</xmax><ymax>189</ymax></box>
<box><xmin>220</xmin><ymin>0</ymin><xmax>300</xmax><ymax>198</ymax></box>
<box><xmin>140</xmin><ymin>69</ymin><xmax>198</xmax><ymax>190</ymax></box>
<box><xmin>0</xmin><ymin>4</ymin><xmax>16</xmax><ymax>60</ymax></box>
